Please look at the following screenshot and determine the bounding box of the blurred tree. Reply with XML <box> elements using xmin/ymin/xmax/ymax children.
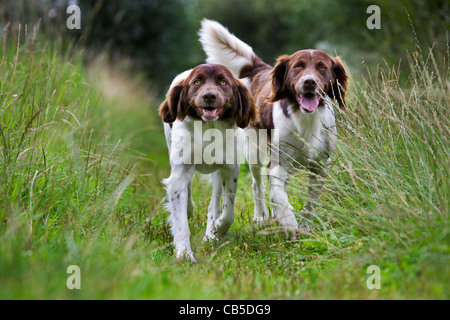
<box><xmin>1</xmin><ymin>0</ymin><xmax>447</xmax><ymax>91</ymax></box>
<box><xmin>195</xmin><ymin>0</ymin><xmax>449</xmax><ymax>76</ymax></box>
<box><xmin>82</xmin><ymin>0</ymin><xmax>201</xmax><ymax>93</ymax></box>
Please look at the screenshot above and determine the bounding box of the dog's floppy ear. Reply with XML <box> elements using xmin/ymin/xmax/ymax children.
<box><xmin>328</xmin><ymin>56</ymin><xmax>348</xmax><ymax>110</ymax></box>
<box><xmin>267</xmin><ymin>55</ymin><xmax>290</xmax><ymax>103</ymax></box>
<box><xmin>158</xmin><ymin>81</ymin><xmax>189</xmax><ymax>123</ymax></box>
<box><xmin>234</xmin><ymin>79</ymin><xmax>257</xmax><ymax>128</ymax></box>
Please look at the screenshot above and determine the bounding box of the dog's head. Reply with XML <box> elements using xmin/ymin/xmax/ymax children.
<box><xmin>268</xmin><ymin>50</ymin><xmax>348</xmax><ymax>112</ymax></box>
<box><xmin>159</xmin><ymin>64</ymin><xmax>257</xmax><ymax>128</ymax></box>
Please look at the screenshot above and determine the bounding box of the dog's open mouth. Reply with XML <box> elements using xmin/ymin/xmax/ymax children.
<box><xmin>199</xmin><ymin>107</ymin><xmax>224</xmax><ymax>120</ymax></box>
<box><xmin>296</xmin><ymin>93</ymin><xmax>322</xmax><ymax>113</ymax></box>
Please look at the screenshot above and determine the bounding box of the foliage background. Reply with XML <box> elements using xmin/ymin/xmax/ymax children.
<box><xmin>0</xmin><ymin>0</ymin><xmax>448</xmax><ymax>300</ymax></box>
<box><xmin>1</xmin><ymin>0</ymin><xmax>448</xmax><ymax>91</ymax></box>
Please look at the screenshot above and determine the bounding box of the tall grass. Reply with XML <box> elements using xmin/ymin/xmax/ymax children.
<box><xmin>0</xmin><ymin>27</ymin><xmax>122</xmax><ymax>238</ymax></box>
<box><xmin>0</xmin><ymin>26</ymin><xmax>169</xmax><ymax>298</ymax></box>
<box><xmin>285</xmin><ymin>44</ymin><xmax>449</xmax><ymax>297</ymax></box>
<box><xmin>0</xmin><ymin>25</ymin><xmax>448</xmax><ymax>299</ymax></box>
<box><xmin>318</xmin><ymin>47</ymin><xmax>449</xmax><ymax>229</ymax></box>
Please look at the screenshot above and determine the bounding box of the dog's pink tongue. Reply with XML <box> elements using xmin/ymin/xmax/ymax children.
<box><xmin>202</xmin><ymin>107</ymin><xmax>223</xmax><ymax>120</ymax></box>
<box><xmin>299</xmin><ymin>94</ymin><xmax>320</xmax><ymax>112</ymax></box>
<box><xmin>203</xmin><ymin>109</ymin><xmax>216</xmax><ymax>118</ymax></box>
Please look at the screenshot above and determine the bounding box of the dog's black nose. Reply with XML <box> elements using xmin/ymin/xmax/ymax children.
<box><xmin>203</xmin><ymin>92</ymin><xmax>217</xmax><ymax>104</ymax></box>
<box><xmin>303</xmin><ymin>78</ymin><xmax>317</xmax><ymax>90</ymax></box>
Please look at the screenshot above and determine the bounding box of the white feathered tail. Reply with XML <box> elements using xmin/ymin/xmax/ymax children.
<box><xmin>199</xmin><ymin>19</ymin><xmax>255</xmax><ymax>78</ymax></box>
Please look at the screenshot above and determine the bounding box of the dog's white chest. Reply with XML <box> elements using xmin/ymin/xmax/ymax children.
<box><xmin>166</xmin><ymin>119</ymin><xmax>244</xmax><ymax>173</ymax></box>
<box><xmin>272</xmin><ymin>101</ymin><xmax>337</xmax><ymax>167</ymax></box>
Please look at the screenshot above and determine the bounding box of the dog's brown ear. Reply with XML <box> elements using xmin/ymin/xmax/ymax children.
<box><xmin>267</xmin><ymin>55</ymin><xmax>290</xmax><ymax>103</ymax></box>
<box><xmin>158</xmin><ymin>81</ymin><xmax>189</xmax><ymax>123</ymax></box>
<box><xmin>234</xmin><ymin>80</ymin><xmax>257</xmax><ymax>128</ymax></box>
<box><xmin>328</xmin><ymin>56</ymin><xmax>348</xmax><ymax>110</ymax></box>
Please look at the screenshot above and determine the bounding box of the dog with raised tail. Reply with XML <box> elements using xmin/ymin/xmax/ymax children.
<box><xmin>199</xmin><ymin>19</ymin><xmax>348</xmax><ymax>232</ymax></box>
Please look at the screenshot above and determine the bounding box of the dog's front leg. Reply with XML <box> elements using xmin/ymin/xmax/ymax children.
<box><xmin>165</xmin><ymin>165</ymin><xmax>196</xmax><ymax>263</ymax></box>
<box><xmin>214</xmin><ymin>165</ymin><xmax>239</xmax><ymax>235</ymax></box>
<box><xmin>268</xmin><ymin>164</ymin><xmax>299</xmax><ymax>232</ymax></box>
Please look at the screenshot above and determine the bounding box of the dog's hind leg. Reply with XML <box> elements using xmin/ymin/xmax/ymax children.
<box><xmin>187</xmin><ymin>181</ymin><xmax>194</xmax><ymax>219</ymax></box>
<box><xmin>204</xmin><ymin>171</ymin><xmax>222</xmax><ymax>241</ymax></box>
<box><xmin>300</xmin><ymin>159</ymin><xmax>330</xmax><ymax>230</ymax></box>
<box><xmin>246</xmin><ymin>128</ymin><xmax>269</xmax><ymax>223</ymax></box>
<box><xmin>249</xmin><ymin>162</ymin><xmax>269</xmax><ymax>223</ymax></box>
<box><xmin>303</xmin><ymin>173</ymin><xmax>326</xmax><ymax>213</ymax></box>
<box><xmin>214</xmin><ymin>165</ymin><xmax>239</xmax><ymax>236</ymax></box>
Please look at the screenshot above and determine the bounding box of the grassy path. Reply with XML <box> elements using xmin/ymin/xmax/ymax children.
<box><xmin>0</xmin><ymin>34</ymin><xmax>448</xmax><ymax>299</ymax></box>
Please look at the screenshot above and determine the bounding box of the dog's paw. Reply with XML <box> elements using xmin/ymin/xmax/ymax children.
<box><xmin>174</xmin><ymin>248</ymin><xmax>197</xmax><ymax>264</ymax></box>
<box><xmin>299</xmin><ymin>209</ymin><xmax>316</xmax><ymax>233</ymax></box>
<box><xmin>298</xmin><ymin>217</ymin><xmax>314</xmax><ymax>233</ymax></box>
<box><xmin>252</xmin><ymin>211</ymin><xmax>269</xmax><ymax>224</ymax></box>
<box><xmin>203</xmin><ymin>232</ymin><xmax>219</xmax><ymax>242</ymax></box>
<box><xmin>277</xmin><ymin>212</ymin><xmax>299</xmax><ymax>230</ymax></box>
<box><xmin>252</xmin><ymin>216</ymin><xmax>266</xmax><ymax>224</ymax></box>
<box><xmin>215</xmin><ymin>216</ymin><xmax>233</xmax><ymax>235</ymax></box>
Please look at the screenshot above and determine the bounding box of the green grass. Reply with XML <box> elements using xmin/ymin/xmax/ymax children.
<box><xmin>0</xmin><ymin>28</ymin><xmax>448</xmax><ymax>299</ymax></box>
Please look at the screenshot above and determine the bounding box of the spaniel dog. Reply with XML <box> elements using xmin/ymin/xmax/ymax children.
<box><xmin>199</xmin><ymin>20</ymin><xmax>348</xmax><ymax>232</ymax></box>
<box><xmin>159</xmin><ymin>63</ymin><xmax>257</xmax><ymax>262</ymax></box>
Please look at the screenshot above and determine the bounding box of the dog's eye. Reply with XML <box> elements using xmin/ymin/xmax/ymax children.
<box><xmin>220</xmin><ymin>80</ymin><xmax>228</xmax><ymax>86</ymax></box>
<box><xmin>294</xmin><ymin>62</ymin><xmax>305</xmax><ymax>69</ymax></box>
<box><xmin>317</xmin><ymin>63</ymin><xmax>327</xmax><ymax>70</ymax></box>
<box><xmin>193</xmin><ymin>79</ymin><xmax>201</xmax><ymax>85</ymax></box>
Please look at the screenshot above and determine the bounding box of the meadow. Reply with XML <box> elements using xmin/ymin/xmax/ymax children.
<box><xmin>0</xmin><ymin>26</ymin><xmax>448</xmax><ymax>299</ymax></box>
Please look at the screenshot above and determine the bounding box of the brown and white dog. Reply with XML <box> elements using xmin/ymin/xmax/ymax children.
<box><xmin>159</xmin><ymin>64</ymin><xmax>256</xmax><ymax>262</ymax></box>
<box><xmin>199</xmin><ymin>19</ymin><xmax>348</xmax><ymax>232</ymax></box>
